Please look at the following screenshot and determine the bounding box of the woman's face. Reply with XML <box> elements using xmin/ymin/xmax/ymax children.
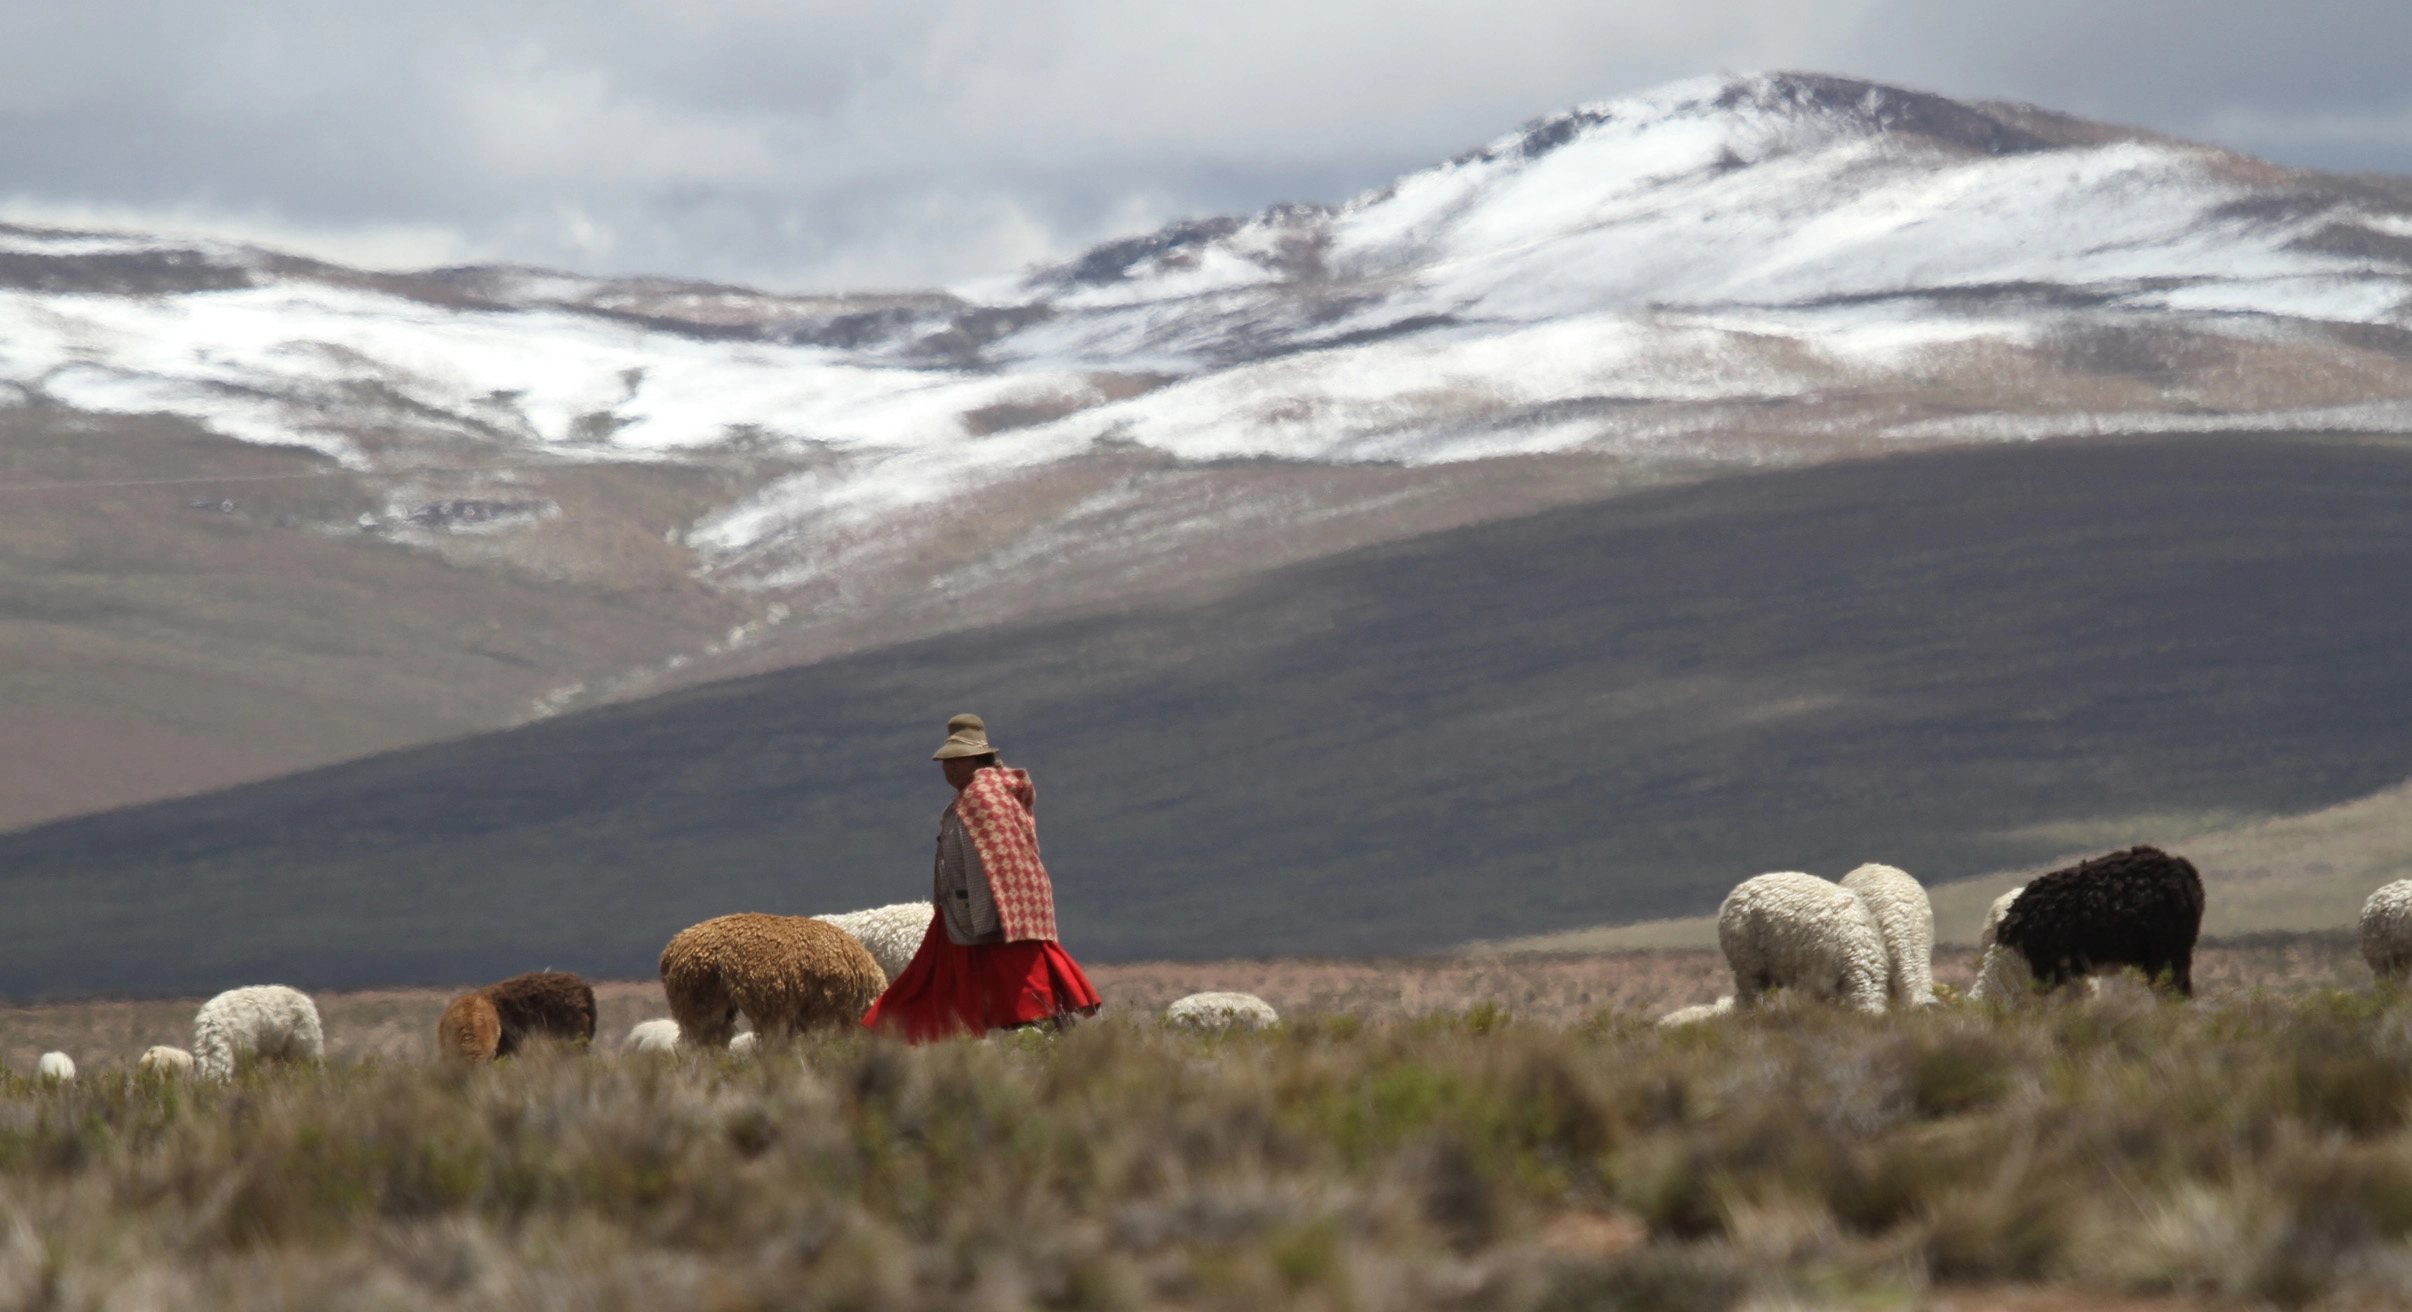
<box><xmin>941</xmin><ymin>756</ymin><xmax>985</xmax><ymax>790</ymax></box>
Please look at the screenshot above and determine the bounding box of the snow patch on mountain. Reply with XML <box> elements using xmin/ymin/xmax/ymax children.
<box><xmin>4</xmin><ymin>71</ymin><xmax>2412</xmax><ymax>608</ymax></box>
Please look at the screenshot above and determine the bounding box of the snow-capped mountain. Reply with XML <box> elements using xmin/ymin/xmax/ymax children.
<box><xmin>8</xmin><ymin>72</ymin><xmax>2412</xmax><ymax>692</ymax></box>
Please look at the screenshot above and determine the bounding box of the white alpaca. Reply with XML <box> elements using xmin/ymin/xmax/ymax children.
<box><xmin>623</xmin><ymin>1018</ymin><xmax>681</xmax><ymax>1053</ymax></box>
<box><xmin>728</xmin><ymin>1031</ymin><xmax>759</xmax><ymax>1057</ymax></box>
<box><xmin>813</xmin><ymin>902</ymin><xmax>932</xmax><ymax>985</ymax></box>
<box><xmin>35</xmin><ymin>1053</ymin><xmax>73</xmax><ymax>1083</ymax></box>
<box><xmin>1840</xmin><ymin>863</ymin><xmax>1938</xmax><ymax>1007</ymax></box>
<box><xmin>138</xmin><ymin>1046</ymin><xmax>195</xmax><ymax>1078</ymax></box>
<box><xmin>1717</xmin><ymin>872</ymin><xmax>1891</xmax><ymax>1014</ymax></box>
<box><xmin>193</xmin><ymin>985</ymin><xmax>324</xmax><ymax>1080</ymax></box>
<box><xmin>2362</xmin><ymin>880</ymin><xmax>2412</xmax><ymax>982</ymax></box>
<box><xmin>1656</xmin><ymin>996</ymin><xmax>1736</xmax><ymax>1027</ymax></box>
<box><xmin>1164</xmin><ymin>992</ymin><xmax>1280</xmax><ymax>1031</ymax></box>
<box><xmin>1968</xmin><ymin>885</ymin><xmax>2032</xmax><ymax>1002</ymax></box>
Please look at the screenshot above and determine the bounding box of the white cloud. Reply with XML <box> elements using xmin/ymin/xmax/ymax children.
<box><xmin>0</xmin><ymin>0</ymin><xmax>2401</xmax><ymax>289</ymax></box>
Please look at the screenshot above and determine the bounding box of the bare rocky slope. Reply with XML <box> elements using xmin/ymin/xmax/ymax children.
<box><xmin>4</xmin><ymin>432</ymin><xmax>2412</xmax><ymax>995</ymax></box>
<box><xmin>8</xmin><ymin>72</ymin><xmax>2412</xmax><ymax>828</ymax></box>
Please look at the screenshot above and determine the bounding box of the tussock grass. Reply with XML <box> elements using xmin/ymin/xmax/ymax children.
<box><xmin>0</xmin><ymin>993</ymin><xmax>2411</xmax><ymax>1307</ymax></box>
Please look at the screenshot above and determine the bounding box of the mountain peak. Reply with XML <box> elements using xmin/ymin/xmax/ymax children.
<box><xmin>1453</xmin><ymin>72</ymin><xmax>2075</xmax><ymax>178</ymax></box>
<box><xmin>1714</xmin><ymin>72</ymin><xmax>2062</xmax><ymax>156</ymax></box>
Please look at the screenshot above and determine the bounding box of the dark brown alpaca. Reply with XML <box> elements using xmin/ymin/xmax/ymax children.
<box><xmin>438</xmin><ymin>971</ymin><xmax>598</xmax><ymax>1062</ymax></box>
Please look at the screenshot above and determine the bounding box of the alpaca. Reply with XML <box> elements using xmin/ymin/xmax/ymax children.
<box><xmin>1969</xmin><ymin>885</ymin><xmax>2031</xmax><ymax>1001</ymax></box>
<box><xmin>623</xmin><ymin>1018</ymin><xmax>681</xmax><ymax>1053</ymax></box>
<box><xmin>658</xmin><ymin>913</ymin><xmax>886</xmax><ymax>1048</ymax></box>
<box><xmin>1164</xmin><ymin>992</ymin><xmax>1279</xmax><ymax>1030</ymax></box>
<box><xmin>1989</xmin><ymin>846</ymin><xmax>2204</xmax><ymax>998</ymax></box>
<box><xmin>437</xmin><ymin>971</ymin><xmax>597</xmax><ymax>1063</ymax></box>
<box><xmin>2361</xmin><ymin>879</ymin><xmax>2412</xmax><ymax>982</ymax></box>
<box><xmin>193</xmin><ymin>985</ymin><xmax>324</xmax><ymax>1080</ymax></box>
<box><xmin>137</xmin><ymin>1046</ymin><xmax>195</xmax><ymax>1078</ymax></box>
<box><xmin>813</xmin><ymin>902</ymin><xmax>933</xmax><ymax>985</ymax></box>
<box><xmin>1839</xmin><ymin>863</ymin><xmax>1938</xmax><ymax>1007</ymax></box>
<box><xmin>1717</xmin><ymin>872</ymin><xmax>1891</xmax><ymax>1014</ymax></box>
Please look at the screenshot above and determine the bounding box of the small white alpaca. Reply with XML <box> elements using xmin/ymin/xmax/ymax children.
<box><xmin>138</xmin><ymin>1046</ymin><xmax>196</xmax><ymax>1078</ymax></box>
<box><xmin>728</xmin><ymin>1031</ymin><xmax>759</xmax><ymax>1057</ymax></box>
<box><xmin>623</xmin><ymin>1018</ymin><xmax>681</xmax><ymax>1053</ymax></box>
<box><xmin>1164</xmin><ymin>991</ymin><xmax>1280</xmax><ymax>1031</ymax></box>
<box><xmin>35</xmin><ymin>1053</ymin><xmax>73</xmax><ymax>1083</ymax></box>
<box><xmin>193</xmin><ymin>985</ymin><xmax>324</xmax><ymax>1080</ymax></box>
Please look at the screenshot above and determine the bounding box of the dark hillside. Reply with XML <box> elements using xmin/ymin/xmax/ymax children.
<box><xmin>8</xmin><ymin>432</ymin><xmax>2412</xmax><ymax>995</ymax></box>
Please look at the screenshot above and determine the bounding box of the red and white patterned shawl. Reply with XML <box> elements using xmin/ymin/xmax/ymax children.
<box><xmin>950</xmin><ymin>766</ymin><xmax>1058</xmax><ymax>943</ymax></box>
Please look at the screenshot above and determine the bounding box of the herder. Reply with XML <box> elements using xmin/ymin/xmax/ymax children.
<box><xmin>862</xmin><ymin>714</ymin><xmax>1103</xmax><ymax>1040</ymax></box>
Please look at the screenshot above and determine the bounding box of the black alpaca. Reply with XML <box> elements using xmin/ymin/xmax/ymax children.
<box><xmin>1995</xmin><ymin>846</ymin><xmax>2205</xmax><ymax>996</ymax></box>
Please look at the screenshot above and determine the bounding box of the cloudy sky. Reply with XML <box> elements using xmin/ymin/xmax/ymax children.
<box><xmin>1</xmin><ymin>1</ymin><xmax>2404</xmax><ymax>292</ymax></box>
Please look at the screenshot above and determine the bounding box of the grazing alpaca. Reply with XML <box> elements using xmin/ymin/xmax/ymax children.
<box><xmin>1969</xmin><ymin>885</ymin><xmax>2032</xmax><ymax>1001</ymax></box>
<box><xmin>1717</xmin><ymin>872</ymin><xmax>1891</xmax><ymax>1014</ymax></box>
<box><xmin>437</xmin><ymin>971</ymin><xmax>598</xmax><ymax>1063</ymax></box>
<box><xmin>194</xmin><ymin>985</ymin><xmax>324</xmax><ymax>1080</ymax></box>
<box><xmin>1164</xmin><ymin>992</ymin><xmax>1279</xmax><ymax>1031</ymax></box>
<box><xmin>1988</xmin><ymin>846</ymin><xmax>2204</xmax><ymax>998</ymax></box>
<box><xmin>1839</xmin><ymin>863</ymin><xmax>1938</xmax><ymax>1007</ymax></box>
<box><xmin>138</xmin><ymin>1046</ymin><xmax>195</xmax><ymax>1078</ymax></box>
<box><xmin>659</xmin><ymin>914</ymin><xmax>886</xmax><ymax>1048</ymax></box>
<box><xmin>623</xmin><ymin>1018</ymin><xmax>681</xmax><ymax>1053</ymax></box>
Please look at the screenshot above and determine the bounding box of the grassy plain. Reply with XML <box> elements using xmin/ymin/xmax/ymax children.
<box><xmin>0</xmin><ymin>942</ymin><xmax>2395</xmax><ymax>1310</ymax></box>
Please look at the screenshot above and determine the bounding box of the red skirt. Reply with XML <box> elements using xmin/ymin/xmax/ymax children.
<box><xmin>862</xmin><ymin>911</ymin><xmax>1103</xmax><ymax>1042</ymax></box>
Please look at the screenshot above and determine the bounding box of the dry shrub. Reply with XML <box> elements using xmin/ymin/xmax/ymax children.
<box><xmin>0</xmin><ymin>992</ymin><xmax>2407</xmax><ymax>1305</ymax></box>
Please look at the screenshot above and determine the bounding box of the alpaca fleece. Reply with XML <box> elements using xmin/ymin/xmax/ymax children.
<box><xmin>813</xmin><ymin>902</ymin><xmax>933</xmax><ymax>985</ymax></box>
<box><xmin>659</xmin><ymin>913</ymin><xmax>887</xmax><ymax>1047</ymax></box>
<box><xmin>2361</xmin><ymin>879</ymin><xmax>2412</xmax><ymax>981</ymax></box>
<box><xmin>36</xmin><ymin>1053</ymin><xmax>73</xmax><ymax>1082</ymax></box>
<box><xmin>623</xmin><ymin>1018</ymin><xmax>681</xmax><ymax>1053</ymax></box>
<box><xmin>438</xmin><ymin>971</ymin><xmax>597</xmax><ymax>1063</ymax></box>
<box><xmin>1840</xmin><ymin>863</ymin><xmax>1938</xmax><ymax>1007</ymax></box>
<box><xmin>1994</xmin><ymin>846</ymin><xmax>2204</xmax><ymax>997</ymax></box>
<box><xmin>1717</xmin><ymin>872</ymin><xmax>1891</xmax><ymax>1014</ymax></box>
<box><xmin>1969</xmin><ymin>885</ymin><xmax>2033</xmax><ymax>1001</ymax></box>
<box><xmin>193</xmin><ymin>985</ymin><xmax>323</xmax><ymax>1080</ymax></box>
<box><xmin>1164</xmin><ymin>991</ymin><xmax>1279</xmax><ymax>1031</ymax></box>
<box><xmin>138</xmin><ymin>1046</ymin><xmax>195</xmax><ymax>1077</ymax></box>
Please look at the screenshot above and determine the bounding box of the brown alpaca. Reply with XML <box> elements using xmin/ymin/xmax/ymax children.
<box><xmin>437</xmin><ymin>971</ymin><xmax>598</xmax><ymax>1063</ymax></box>
<box><xmin>658</xmin><ymin>914</ymin><xmax>886</xmax><ymax>1048</ymax></box>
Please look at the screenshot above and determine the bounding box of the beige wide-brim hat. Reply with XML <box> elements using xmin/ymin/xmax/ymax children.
<box><xmin>932</xmin><ymin>713</ymin><xmax>1000</xmax><ymax>760</ymax></box>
